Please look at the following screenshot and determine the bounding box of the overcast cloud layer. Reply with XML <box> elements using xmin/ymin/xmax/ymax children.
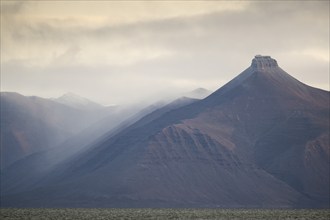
<box><xmin>1</xmin><ymin>1</ymin><xmax>329</xmax><ymax>105</ymax></box>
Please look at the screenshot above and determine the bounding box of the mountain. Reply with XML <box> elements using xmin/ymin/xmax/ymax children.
<box><xmin>0</xmin><ymin>96</ymin><xmax>199</xmax><ymax>195</ymax></box>
<box><xmin>52</xmin><ymin>92</ymin><xmax>104</xmax><ymax>110</ymax></box>
<box><xmin>184</xmin><ymin>88</ymin><xmax>212</xmax><ymax>99</ymax></box>
<box><xmin>0</xmin><ymin>93</ymin><xmax>114</xmax><ymax>169</ymax></box>
<box><xmin>1</xmin><ymin>56</ymin><xmax>329</xmax><ymax>208</ymax></box>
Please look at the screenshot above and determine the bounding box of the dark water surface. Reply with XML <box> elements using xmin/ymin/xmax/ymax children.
<box><xmin>1</xmin><ymin>208</ymin><xmax>329</xmax><ymax>219</ymax></box>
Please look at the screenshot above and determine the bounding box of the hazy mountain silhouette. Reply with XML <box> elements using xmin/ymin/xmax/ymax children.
<box><xmin>52</xmin><ymin>92</ymin><xmax>104</xmax><ymax>110</ymax></box>
<box><xmin>1</xmin><ymin>96</ymin><xmax>198</xmax><ymax>195</ymax></box>
<box><xmin>183</xmin><ymin>88</ymin><xmax>212</xmax><ymax>99</ymax></box>
<box><xmin>0</xmin><ymin>93</ymin><xmax>116</xmax><ymax>169</ymax></box>
<box><xmin>1</xmin><ymin>56</ymin><xmax>329</xmax><ymax>208</ymax></box>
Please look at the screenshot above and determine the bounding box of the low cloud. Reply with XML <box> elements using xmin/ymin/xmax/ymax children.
<box><xmin>1</xmin><ymin>1</ymin><xmax>329</xmax><ymax>105</ymax></box>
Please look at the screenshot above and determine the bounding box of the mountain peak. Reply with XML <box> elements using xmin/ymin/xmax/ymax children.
<box><xmin>251</xmin><ymin>55</ymin><xmax>278</xmax><ymax>70</ymax></box>
<box><xmin>54</xmin><ymin>92</ymin><xmax>103</xmax><ymax>110</ymax></box>
<box><xmin>184</xmin><ymin>88</ymin><xmax>212</xmax><ymax>99</ymax></box>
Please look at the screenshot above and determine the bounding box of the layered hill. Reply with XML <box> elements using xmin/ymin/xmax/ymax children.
<box><xmin>1</xmin><ymin>96</ymin><xmax>199</xmax><ymax>195</ymax></box>
<box><xmin>2</xmin><ymin>56</ymin><xmax>329</xmax><ymax>208</ymax></box>
<box><xmin>0</xmin><ymin>93</ymin><xmax>115</xmax><ymax>169</ymax></box>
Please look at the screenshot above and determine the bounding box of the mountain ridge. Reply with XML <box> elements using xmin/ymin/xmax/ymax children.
<box><xmin>0</xmin><ymin>92</ymin><xmax>117</xmax><ymax>169</ymax></box>
<box><xmin>1</xmin><ymin>55</ymin><xmax>329</xmax><ymax>208</ymax></box>
<box><xmin>52</xmin><ymin>92</ymin><xmax>105</xmax><ymax>110</ymax></box>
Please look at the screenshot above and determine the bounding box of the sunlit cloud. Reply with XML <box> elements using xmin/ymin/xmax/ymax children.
<box><xmin>1</xmin><ymin>0</ymin><xmax>329</xmax><ymax>105</ymax></box>
<box><xmin>300</xmin><ymin>49</ymin><xmax>329</xmax><ymax>62</ymax></box>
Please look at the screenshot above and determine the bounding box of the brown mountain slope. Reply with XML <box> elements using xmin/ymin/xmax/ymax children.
<box><xmin>2</xmin><ymin>56</ymin><xmax>329</xmax><ymax>208</ymax></box>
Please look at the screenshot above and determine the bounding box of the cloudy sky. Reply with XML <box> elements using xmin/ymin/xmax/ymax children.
<box><xmin>1</xmin><ymin>1</ymin><xmax>329</xmax><ymax>105</ymax></box>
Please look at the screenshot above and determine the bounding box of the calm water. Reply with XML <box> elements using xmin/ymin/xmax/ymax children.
<box><xmin>1</xmin><ymin>208</ymin><xmax>329</xmax><ymax>219</ymax></box>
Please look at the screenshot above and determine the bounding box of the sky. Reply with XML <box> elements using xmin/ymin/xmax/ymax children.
<box><xmin>1</xmin><ymin>0</ymin><xmax>329</xmax><ymax>105</ymax></box>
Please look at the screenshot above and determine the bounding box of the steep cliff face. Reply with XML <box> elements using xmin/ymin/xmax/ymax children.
<box><xmin>2</xmin><ymin>56</ymin><xmax>329</xmax><ymax>208</ymax></box>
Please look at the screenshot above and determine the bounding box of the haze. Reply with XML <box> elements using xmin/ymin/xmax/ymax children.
<box><xmin>1</xmin><ymin>0</ymin><xmax>329</xmax><ymax>105</ymax></box>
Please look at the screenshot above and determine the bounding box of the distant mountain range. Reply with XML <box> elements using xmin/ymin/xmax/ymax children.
<box><xmin>0</xmin><ymin>92</ymin><xmax>115</xmax><ymax>169</ymax></box>
<box><xmin>0</xmin><ymin>92</ymin><xmax>144</xmax><ymax>169</ymax></box>
<box><xmin>1</xmin><ymin>56</ymin><xmax>329</xmax><ymax>208</ymax></box>
<box><xmin>0</xmin><ymin>90</ymin><xmax>208</xmax><ymax>170</ymax></box>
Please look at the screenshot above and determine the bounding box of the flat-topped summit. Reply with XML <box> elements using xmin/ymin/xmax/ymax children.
<box><xmin>251</xmin><ymin>55</ymin><xmax>278</xmax><ymax>70</ymax></box>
